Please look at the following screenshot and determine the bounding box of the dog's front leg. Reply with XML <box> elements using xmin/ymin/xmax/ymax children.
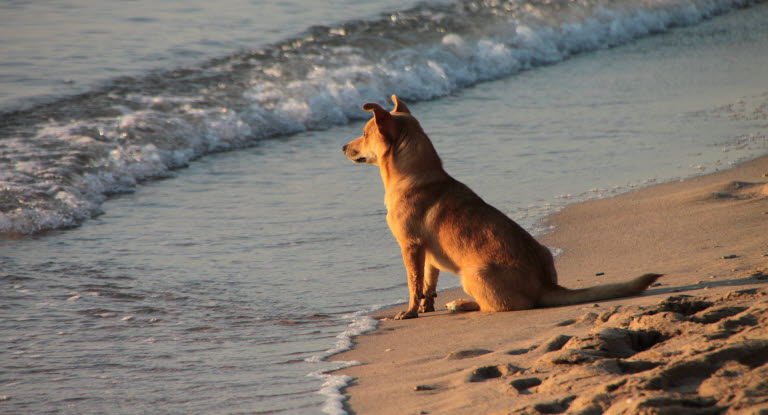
<box><xmin>419</xmin><ymin>264</ymin><xmax>439</xmax><ymax>313</ymax></box>
<box><xmin>394</xmin><ymin>244</ymin><xmax>425</xmax><ymax>320</ymax></box>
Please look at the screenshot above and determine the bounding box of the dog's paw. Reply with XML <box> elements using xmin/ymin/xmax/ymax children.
<box><xmin>419</xmin><ymin>298</ymin><xmax>435</xmax><ymax>313</ymax></box>
<box><xmin>394</xmin><ymin>310</ymin><xmax>419</xmax><ymax>320</ymax></box>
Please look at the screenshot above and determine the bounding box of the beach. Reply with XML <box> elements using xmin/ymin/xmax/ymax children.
<box><xmin>331</xmin><ymin>154</ymin><xmax>768</xmax><ymax>414</ymax></box>
<box><xmin>3</xmin><ymin>0</ymin><xmax>768</xmax><ymax>413</ymax></box>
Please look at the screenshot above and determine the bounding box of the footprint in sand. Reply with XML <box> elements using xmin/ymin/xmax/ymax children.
<box><xmin>509</xmin><ymin>377</ymin><xmax>542</xmax><ymax>394</ymax></box>
<box><xmin>445</xmin><ymin>349</ymin><xmax>492</xmax><ymax>360</ymax></box>
<box><xmin>468</xmin><ymin>364</ymin><xmax>520</xmax><ymax>382</ymax></box>
<box><xmin>506</xmin><ymin>347</ymin><xmax>535</xmax><ymax>356</ymax></box>
<box><xmin>507</xmin><ymin>288</ymin><xmax>768</xmax><ymax>414</ymax></box>
<box><xmin>535</xmin><ymin>334</ymin><xmax>573</xmax><ymax>353</ymax></box>
<box><xmin>532</xmin><ymin>396</ymin><xmax>577</xmax><ymax>414</ymax></box>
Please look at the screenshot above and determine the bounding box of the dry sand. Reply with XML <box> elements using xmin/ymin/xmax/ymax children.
<box><xmin>331</xmin><ymin>155</ymin><xmax>768</xmax><ymax>415</ymax></box>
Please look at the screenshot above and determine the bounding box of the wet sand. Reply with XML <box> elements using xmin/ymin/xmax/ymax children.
<box><xmin>331</xmin><ymin>154</ymin><xmax>768</xmax><ymax>414</ymax></box>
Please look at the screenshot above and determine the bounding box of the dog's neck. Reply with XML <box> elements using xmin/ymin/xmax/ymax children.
<box><xmin>379</xmin><ymin>139</ymin><xmax>448</xmax><ymax>193</ymax></box>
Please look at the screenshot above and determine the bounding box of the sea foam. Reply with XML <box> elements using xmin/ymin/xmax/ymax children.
<box><xmin>306</xmin><ymin>307</ymin><xmax>382</xmax><ymax>415</ymax></box>
<box><xmin>0</xmin><ymin>0</ymin><xmax>761</xmax><ymax>234</ymax></box>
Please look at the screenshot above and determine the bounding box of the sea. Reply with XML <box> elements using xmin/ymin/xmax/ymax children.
<box><xmin>1</xmin><ymin>0</ymin><xmax>767</xmax><ymax>413</ymax></box>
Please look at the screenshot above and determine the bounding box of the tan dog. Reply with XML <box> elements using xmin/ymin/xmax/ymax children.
<box><xmin>342</xmin><ymin>95</ymin><xmax>660</xmax><ymax>319</ymax></box>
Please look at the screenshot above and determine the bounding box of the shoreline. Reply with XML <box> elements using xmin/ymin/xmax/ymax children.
<box><xmin>330</xmin><ymin>154</ymin><xmax>768</xmax><ymax>414</ymax></box>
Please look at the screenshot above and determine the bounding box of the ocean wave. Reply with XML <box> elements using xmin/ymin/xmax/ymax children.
<box><xmin>0</xmin><ymin>0</ymin><xmax>761</xmax><ymax>234</ymax></box>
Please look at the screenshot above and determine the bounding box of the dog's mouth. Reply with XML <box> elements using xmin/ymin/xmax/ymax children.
<box><xmin>354</xmin><ymin>157</ymin><xmax>367</xmax><ymax>163</ymax></box>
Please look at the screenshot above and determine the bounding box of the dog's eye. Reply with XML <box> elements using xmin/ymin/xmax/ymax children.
<box><xmin>363</xmin><ymin>132</ymin><xmax>368</xmax><ymax>138</ymax></box>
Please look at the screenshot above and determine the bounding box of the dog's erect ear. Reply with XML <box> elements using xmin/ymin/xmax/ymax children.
<box><xmin>363</xmin><ymin>102</ymin><xmax>396</xmax><ymax>142</ymax></box>
<box><xmin>391</xmin><ymin>95</ymin><xmax>411</xmax><ymax>115</ymax></box>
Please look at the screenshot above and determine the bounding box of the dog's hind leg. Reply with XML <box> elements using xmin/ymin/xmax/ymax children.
<box><xmin>420</xmin><ymin>264</ymin><xmax>439</xmax><ymax>313</ymax></box>
<box><xmin>464</xmin><ymin>266</ymin><xmax>538</xmax><ymax>312</ymax></box>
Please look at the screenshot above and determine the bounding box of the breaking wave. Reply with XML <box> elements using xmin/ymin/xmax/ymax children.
<box><xmin>0</xmin><ymin>0</ymin><xmax>761</xmax><ymax>234</ymax></box>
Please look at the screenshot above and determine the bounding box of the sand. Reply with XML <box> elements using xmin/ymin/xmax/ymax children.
<box><xmin>330</xmin><ymin>154</ymin><xmax>768</xmax><ymax>415</ymax></box>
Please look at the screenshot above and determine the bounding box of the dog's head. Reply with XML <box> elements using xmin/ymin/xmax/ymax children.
<box><xmin>342</xmin><ymin>95</ymin><xmax>415</xmax><ymax>167</ymax></box>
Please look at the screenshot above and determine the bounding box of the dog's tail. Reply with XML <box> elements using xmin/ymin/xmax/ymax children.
<box><xmin>536</xmin><ymin>273</ymin><xmax>662</xmax><ymax>307</ymax></box>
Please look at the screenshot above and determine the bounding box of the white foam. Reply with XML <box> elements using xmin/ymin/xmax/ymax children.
<box><xmin>305</xmin><ymin>309</ymin><xmax>379</xmax><ymax>364</ymax></box>
<box><xmin>1</xmin><ymin>0</ymin><xmax>760</xmax><ymax>234</ymax></box>
<box><xmin>305</xmin><ymin>305</ymin><xmax>385</xmax><ymax>415</ymax></box>
<box><xmin>240</xmin><ymin>0</ymin><xmax>759</xmax><ymax>133</ymax></box>
<box><xmin>312</xmin><ymin>372</ymin><xmax>354</xmax><ymax>415</ymax></box>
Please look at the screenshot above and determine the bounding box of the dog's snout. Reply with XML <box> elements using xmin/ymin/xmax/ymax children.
<box><xmin>342</xmin><ymin>144</ymin><xmax>348</xmax><ymax>152</ymax></box>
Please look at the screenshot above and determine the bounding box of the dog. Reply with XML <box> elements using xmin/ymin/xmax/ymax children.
<box><xmin>342</xmin><ymin>95</ymin><xmax>661</xmax><ymax>319</ymax></box>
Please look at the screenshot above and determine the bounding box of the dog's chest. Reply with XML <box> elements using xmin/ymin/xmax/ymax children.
<box><xmin>384</xmin><ymin>192</ymin><xmax>428</xmax><ymax>238</ymax></box>
<box><xmin>385</xmin><ymin>204</ymin><xmax>417</xmax><ymax>234</ymax></box>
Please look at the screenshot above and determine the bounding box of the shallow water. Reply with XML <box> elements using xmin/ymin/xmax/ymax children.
<box><xmin>2</xmin><ymin>1</ymin><xmax>768</xmax><ymax>414</ymax></box>
<box><xmin>0</xmin><ymin>0</ymin><xmax>440</xmax><ymax>110</ymax></box>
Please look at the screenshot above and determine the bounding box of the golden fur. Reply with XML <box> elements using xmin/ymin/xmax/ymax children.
<box><xmin>342</xmin><ymin>95</ymin><xmax>660</xmax><ymax>319</ymax></box>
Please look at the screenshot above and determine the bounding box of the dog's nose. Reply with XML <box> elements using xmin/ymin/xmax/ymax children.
<box><xmin>342</xmin><ymin>144</ymin><xmax>348</xmax><ymax>152</ymax></box>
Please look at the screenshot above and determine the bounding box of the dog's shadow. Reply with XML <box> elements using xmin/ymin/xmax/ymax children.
<box><xmin>646</xmin><ymin>273</ymin><xmax>768</xmax><ymax>297</ymax></box>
